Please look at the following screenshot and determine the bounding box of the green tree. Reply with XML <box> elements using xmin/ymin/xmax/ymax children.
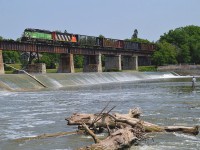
<box><xmin>74</xmin><ymin>55</ymin><xmax>83</xmax><ymax>68</ymax></box>
<box><xmin>39</xmin><ymin>53</ymin><xmax>60</xmax><ymax>69</ymax></box>
<box><xmin>152</xmin><ymin>41</ymin><xmax>177</xmax><ymax>66</ymax></box>
<box><xmin>0</xmin><ymin>36</ymin><xmax>21</xmax><ymax>64</ymax></box>
<box><xmin>132</xmin><ymin>29</ymin><xmax>138</xmax><ymax>39</ymax></box>
<box><xmin>125</xmin><ymin>37</ymin><xmax>150</xmax><ymax>43</ymax></box>
<box><xmin>99</xmin><ymin>35</ymin><xmax>105</xmax><ymax>38</ymax></box>
<box><xmin>190</xmin><ymin>42</ymin><xmax>200</xmax><ymax>64</ymax></box>
<box><xmin>177</xmin><ymin>44</ymin><xmax>191</xmax><ymax>63</ymax></box>
<box><xmin>159</xmin><ymin>25</ymin><xmax>200</xmax><ymax>64</ymax></box>
<box><xmin>3</xmin><ymin>51</ymin><xmax>21</xmax><ymax>64</ymax></box>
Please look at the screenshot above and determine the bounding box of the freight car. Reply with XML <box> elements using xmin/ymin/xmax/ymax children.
<box><xmin>21</xmin><ymin>28</ymin><xmax>155</xmax><ymax>51</ymax></box>
<box><xmin>101</xmin><ymin>38</ymin><xmax>124</xmax><ymax>49</ymax></box>
<box><xmin>124</xmin><ymin>41</ymin><xmax>140</xmax><ymax>50</ymax></box>
<box><xmin>77</xmin><ymin>35</ymin><xmax>100</xmax><ymax>47</ymax></box>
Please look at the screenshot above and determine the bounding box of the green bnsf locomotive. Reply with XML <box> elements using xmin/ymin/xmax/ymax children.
<box><xmin>21</xmin><ymin>28</ymin><xmax>155</xmax><ymax>51</ymax></box>
<box><xmin>21</xmin><ymin>28</ymin><xmax>77</xmax><ymax>44</ymax></box>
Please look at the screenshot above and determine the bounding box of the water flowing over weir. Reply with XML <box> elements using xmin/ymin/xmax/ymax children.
<box><xmin>0</xmin><ymin>72</ymin><xmax>178</xmax><ymax>91</ymax></box>
<box><xmin>0</xmin><ymin>72</ymin><xmax>200</xmax><ymax>150</ymax></box>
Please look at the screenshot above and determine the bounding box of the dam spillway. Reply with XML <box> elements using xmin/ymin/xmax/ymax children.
<box><xmin>0</xmin><ymin>72</ymin><xmax>178</xmax><ymax>91</ymax></box>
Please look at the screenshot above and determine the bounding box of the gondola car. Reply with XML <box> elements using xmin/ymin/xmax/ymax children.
<box><xmin>124</xmin><ymin>41</ymin><xmax>140</xmax><ymax>50</ymax></box>
<box><xmin>140</xmin><ymin>43</ymin><xmax>156</xmax><ymax>51</ymax></box>
<box><xmin>100</xmin><ymin>38</ymin><xmax>124</xmax><ymax>49</ymax></box>
<box><xmin>77</xmin><ymin>35</ymin><xmax>100</xmax><ymax>47</ymax></box>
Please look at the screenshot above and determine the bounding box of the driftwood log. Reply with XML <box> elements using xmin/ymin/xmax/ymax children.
<box><xmin>66</xmin><ymin>108</ymin><xmax>199</xmax><ymax>150</ymax></box>
<box><xmin>14</xmin><ymin>131</ymin><xmax>78</xmax><ymax>142</ymax></box>
<box><xmin>79</xmin><ymin>125</ymin><xmax>144</xmax><ymax>150</ymax></box>
<box><xmin>66</xmin><ymin>109</ymin><xmax>198</xmax><ymax>135</ymax></box>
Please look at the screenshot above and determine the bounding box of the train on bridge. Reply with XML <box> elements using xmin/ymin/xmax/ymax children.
<box><xmin>21</xmin><ymin>28</ymin><xmax>155</xmax><ymax>51</ymax></box>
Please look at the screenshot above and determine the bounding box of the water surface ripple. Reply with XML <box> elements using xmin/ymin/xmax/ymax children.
<box><xmin>0</xmin><ymin>78</ymin><xmax>200</xmax><ymax>150</ymax></box>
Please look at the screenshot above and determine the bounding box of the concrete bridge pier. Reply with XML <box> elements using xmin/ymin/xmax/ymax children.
<box><xmin>138</xmin><ymin>56</ymin><xmax>151</xmax><ymax>66</ymax></box>
<box><xmin>105</xmin><ymin>55</ymin><xmax>122</xmax><ymax>71</ymax></box>
<box><xmin>58</xmin><ymin>54</ymin><xmax>75</xmax><ymax>73</ymax></box>
<box><xmin>26</xmin><ymin>63</ymin><xmax>46</xmax><ymax>74</ymax></box>
<box><xmin>122</xmin><ymin>56</ymin><xmax>138</xmax><ymax>71</ymax></box>
<box><xmin>0</xmin><ymin>50</ymin><xmax>5</xmax><ymax>74</ymax></box>
<box><xmin>83</xmin><ymin>54</ymin><xmax>102</xmax><ymax>72</ymax></box>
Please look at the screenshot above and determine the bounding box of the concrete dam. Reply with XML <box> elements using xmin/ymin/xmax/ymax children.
<box><xmin>0</xmin><ymin>72</ymin><xmax>178</xmax><ymax>91</ymax></box>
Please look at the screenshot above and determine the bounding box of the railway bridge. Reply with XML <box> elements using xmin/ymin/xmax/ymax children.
<box><xmin>0</xmin><ymin>40</ymin><xmax>154</xmax><ymax>74</ymax></box>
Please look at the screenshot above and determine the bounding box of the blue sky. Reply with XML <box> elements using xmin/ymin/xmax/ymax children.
<box><xmin>0</xmin><ymin>0</ymin><xmax>199</xmax><ymax>42</ymax></box>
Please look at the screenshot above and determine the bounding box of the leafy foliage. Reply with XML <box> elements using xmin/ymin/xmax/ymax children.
<box><xmin>125</xmin><ymin>29</ymin><xmax>150</xmax><ymax>43</ymax></box>
<box><xmin>39</xmin><ymin>53</ymin><xmax>60</xmax><ymax>69</ymax></box>
<box><xmin>99</xmin><ymin>35</ymin><xmax>105</xmax><ymax>38</ymax></box>
<box><xmin>132</xmin><ymin>29</ymin><xmax>138</xmax><ymax>39</ymax></box>
<box><xmin>126</xmin><ymin>29</ymin><xmax>151</xmax><ymax>43</ymax></box>
<box><xmin>3</xmin><ymin>51</ymin><xmax>21</xmax><ymax>64</ymax></box>
<box><xmin>158</xmin><ymin>25</ymin><xmax>200</xmax><ymax>64</ymax></box>
<box><xmin>1</xmin><ymin>37</ymin><xmax>21</xmax><ymax>64</ymax></box>
<box><xmin>152</xmin><ymin>41</ymin><xmax>177</xmax><ymax>66</ymax></box>
<box><xmin>74</xmin><ymin>55</ymin><xmax>83</xmax><ymax>68</ymax></box>
<box><xmin>125</xmin><ymin>37</ymin><xmax>150</xmax><ymax>43</ymax></box>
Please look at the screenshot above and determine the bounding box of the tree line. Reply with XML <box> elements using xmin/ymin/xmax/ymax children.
<box><xmin>152</xmin><ymin>25</ymin><xmax>200</xmax><ymax>65</ymax></box>
<box><xmin>1</xmin><ymin>25</ymin><xmax>200</xmax><ymax>68</ymax></box>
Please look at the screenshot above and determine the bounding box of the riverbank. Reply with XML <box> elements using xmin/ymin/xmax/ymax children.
<box><xmin>0</xmin><ymin>72</ymin><xmax>179</xmax><ymax>91</ymax></box>
<box><xmin>157</xmin><ymin>64</ymin><xmax>200</xmax><ymax>76</ymax></box>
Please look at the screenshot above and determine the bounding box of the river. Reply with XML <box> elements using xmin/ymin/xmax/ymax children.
<box><xmin>0</xmin><ymin>73</ymin><xmax>199</xmax><ymax>150</ymax></box>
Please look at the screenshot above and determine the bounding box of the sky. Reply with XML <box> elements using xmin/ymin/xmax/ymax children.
<box><xmin>0</xmin><ymin>0</ymin><xmax>199</xmax><ymax>42</ymax></box>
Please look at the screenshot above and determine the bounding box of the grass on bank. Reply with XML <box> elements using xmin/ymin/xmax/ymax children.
<box><xmin>46</xmin><ymin>68</ymin><xmax>83</xmax><ymax>73</ymax></box>
<box><xmin>138</xmin><ymin>66</ymin><xmax>157</xmax><ymax>72</ymax></box>
<box><xmin>4</xmin><ymin>64</ymin><xmax>22</xmax><ymax>74</ymax></box>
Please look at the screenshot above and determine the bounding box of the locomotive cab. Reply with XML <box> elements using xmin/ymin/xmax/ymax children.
<box><xmin>21</xmin><ymin>28</ymin><xmax>52</xmax><ymax>43</ymax></box>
